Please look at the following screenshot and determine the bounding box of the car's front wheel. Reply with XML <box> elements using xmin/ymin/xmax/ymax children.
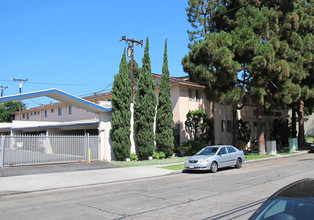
<box><xmin>210</xmin><ymin>161</ymin><xmax>218</xmax><ymax>173</ymax></box>
<box><xmin>235</xmin><ymin>158</ymin><xmax>242</xmax><ymax>168</ymax></box>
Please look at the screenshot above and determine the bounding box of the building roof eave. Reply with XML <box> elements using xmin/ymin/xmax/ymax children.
<box><xmin>0</xmin><ymin>89</ymin><xmax>112</xmax><ymax>114</ymax></box>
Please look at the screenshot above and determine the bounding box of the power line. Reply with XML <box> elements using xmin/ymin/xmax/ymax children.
<box><xmin>77</xmin><ymin>83</ymin><xmax>113</xmax><ymax>97</ymax></box>
<box><xmin>0</xmin><ymin>86</ymin><xmax>8</xmax><ymax>97</ymax></box>
<box><xmin>0</xmin><ymin>79</ymin><xmax>105</xmax><ymax>86</ymax></box>
<box><xmin>28</xmin><ymin>81</ymin><xmax>105</xmax><ymax>86</ymax></box>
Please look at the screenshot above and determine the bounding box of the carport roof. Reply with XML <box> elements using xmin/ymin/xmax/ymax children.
<box><xmin>0</xmin><ymin>88</ymin><xmax>111</xmax><ymax>114</ymax></box>
<box><xmin>11</xmin><ymin>120</ymin><xmax>99</xmax><ymax>131</ymax></box>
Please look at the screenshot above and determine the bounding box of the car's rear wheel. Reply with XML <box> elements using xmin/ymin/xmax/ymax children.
<box><xmin>235</xmin><ymin>158</ymin><xmax>242</xmax><ymax>168</ymax></box>
<box><xmin>210</xmin><ymin>161</ymin><xmax>218</xmax><ymax>173</ymax></box>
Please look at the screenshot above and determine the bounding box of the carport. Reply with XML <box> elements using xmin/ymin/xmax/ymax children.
<box><xmin>0</xmin><ymin>89</ymin><xmax>113</xmax><ymax>163</ymax></box>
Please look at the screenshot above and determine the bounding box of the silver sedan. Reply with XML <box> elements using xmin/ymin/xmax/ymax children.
<box><xmin>184</xmin><ymin>145</ymin><xmax>245</xmax><ymax>173</ymax></box>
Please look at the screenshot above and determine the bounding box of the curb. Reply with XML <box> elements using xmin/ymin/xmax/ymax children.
<box><xmin>244</xmin><ymin>151</ymin><xmax>309</xmax><ymax>164</ymax></box>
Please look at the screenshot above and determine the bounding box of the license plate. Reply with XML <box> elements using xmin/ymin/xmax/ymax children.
<box><xmin>189</xmin><ymin>165</ymin><xmax>194</xmax><ymax>169</ymax></box>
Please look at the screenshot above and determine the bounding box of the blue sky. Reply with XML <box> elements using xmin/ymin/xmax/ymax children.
<box><xmin>0</xmin><ymin>0</ymin><xmax>191</xmax><ymax>108</ymax></box>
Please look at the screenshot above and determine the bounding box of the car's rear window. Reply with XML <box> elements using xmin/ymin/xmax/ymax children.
<box><xmin>227</xmin><ymin>147</ymin><xmax>236</xmax><ymax>153</ymax></box>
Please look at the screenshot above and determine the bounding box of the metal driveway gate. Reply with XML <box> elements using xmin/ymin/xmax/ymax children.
<box><xmin>0</xmin><ymin>134</ymin><xmax>99</xmax><ymax>167</ymax></box>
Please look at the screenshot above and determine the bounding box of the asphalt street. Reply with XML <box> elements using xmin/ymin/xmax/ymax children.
<box><xmin>0</xmin><ymin>152</ymin><xmax>313</xmax><ymax>220</ymax></box>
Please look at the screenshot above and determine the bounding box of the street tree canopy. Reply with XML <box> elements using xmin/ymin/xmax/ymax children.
<box><xmin>0</xmin><ymin>101</ymin><xmax>25</xmax><ymax>122</ymax></box>
<box><xmin>183</xmin><ymin>0</ymin><xmax>313</xmax><ymax>154</ymax></box>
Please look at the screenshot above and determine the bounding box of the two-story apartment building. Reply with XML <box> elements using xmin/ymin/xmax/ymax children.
<box><xmin>1</xmin><ymin>73</ymin><xmax>287</xmax><ymax>161</ymax></box>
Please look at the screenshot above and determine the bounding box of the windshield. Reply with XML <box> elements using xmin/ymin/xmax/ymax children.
<box><xmin>250</xmin><ymin>197</ymin><xmax>314</xmax><ymax>220</ymax></box>
<box><xmin>196</xmin><ymin>147</ymin><xmax>219</xmax><ymax>155</ymax></box>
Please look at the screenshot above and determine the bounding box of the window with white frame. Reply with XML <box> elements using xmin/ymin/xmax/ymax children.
<box><xmin>222</xmin><ymin>120</ymin><xmax>232</xmax><ymax>132</ymax></box>
<box><xmin>68</xmin><ymin>106</ymin><xmax>72</xmax><ymax>115</ymax></box>
<box><xmin>188</xmin><ymin>89</ymin><xmax>194</xmax><ymax>101</ymax></box>
<box><xmin>196</xmin><ymin>89</ymin><xmax>201</xmax><ymax>102</ymax></box>
<box><xmin>45</xmin><ymin>110</ymin><xmax>48</xmax><ymax>118</ymax></box>
<box><xmin>189</xmin><ymin>88</ymin><xmax>202</xmax><ymax>102</ymax></box>
<box><xmin>222</xmin><ymin>120</ymin><xmax>226</xmax><ymax>132</ymax></box>
<box><xmin>227</xmin><ymin>120</ymin><xmax>232</xmax><ymax>132</ymax></box>
<box><xmin>58</xmin><ymin>107</ymin><xmax>62</xmax><ymax>116</ymax></box>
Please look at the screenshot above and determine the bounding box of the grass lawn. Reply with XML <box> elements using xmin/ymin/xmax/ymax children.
<box><xmin>278</xmin><ymin>151</ymin><xmax>299</xmax><ymax>155</ymax></box>
<box><xmin>245</xmin><ymin>154</ymin><xmax>275</xmax><ymax>160</ymax></box>
<box><xmin>109</xmin><ymin>156</ymin><xmax>188</xmax><ymax>167</ymax></box>
<box><xmin>160</xmin><ymin>164</ymin><xmax>185</xmax><ymax>170</ymax></box>
<box><xmin>307</xmin><ymin>137</ymin><xmax>314</xmax><ymax>142</ymax></box>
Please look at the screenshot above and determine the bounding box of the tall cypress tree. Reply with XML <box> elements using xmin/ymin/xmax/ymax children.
<box><xmin>155</xmin><ymin>40</ymin><xmax>175</xmax><ymax>157</ymax></box>
<box><xmin>110</xmin><ymin>50</ymin><xmax>132</xmax><ymax>161</ymax></box>
<box><xmin>134</xmin><ymin>37</ymin><xmax>157</xmax><ymax>160</ymax></box>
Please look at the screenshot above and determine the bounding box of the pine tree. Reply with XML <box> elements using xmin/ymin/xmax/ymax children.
<box><xmin>182</xmin><ymin>1</ymin><xmax>244</xmax><ymax>148</ymax></box>
<box><xmin>134</xmin><ymin>38</ymin><xmax>157</xmax><ymax>160</ymax></box>
<box><xmin>155</xmin><ymin>40</ymin><xmax>175</xmax><ymax>157</ymax></box>
<box><xmin>110</xmin><ymin>50</ymin><xmax>132</xmax><ymax>161</ymax></box>
<box><xmin>284</xmin><ymin>0</ymin><xmax>314</xmax><ymax>148</ymax></box>
<box><xmin>183</xmin><ymin>0</ymin><xmax>300</xmax><ymax>155</ymax></box>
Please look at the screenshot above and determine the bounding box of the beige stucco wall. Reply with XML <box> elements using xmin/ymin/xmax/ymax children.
<box><xmin>17</xmin><ymin>105</ymin><xmax>97</xmax><ymax>122</ymax></box>
<box><xmin>213</xmin><ymin>103</ymin><xmax>233</xmax><ymax>145</ymax></box>
<box><xmin>172</xmin><ymin>84</ymin><xmax>211</xmax><ymax>145</ymax></box>
<box><xmin>305</xmin><ymin>113</ymin><xmax>314</xmax><ymax>137</ymax></box>
<box><xmin>98</xmin><ymin>112</ymin><xmax>112</xmax><ymax>161</ymax></box>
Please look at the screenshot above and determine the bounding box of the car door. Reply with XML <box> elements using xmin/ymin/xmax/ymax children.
<box><xmin>216</xmin><ymin>147</ymin><xmax>229</xmax><ymax>168</ymax></box>
<box><xmin>226</xmin><ymin>146</ymin><xmax>237</xmax><ymax>166</ymax></box>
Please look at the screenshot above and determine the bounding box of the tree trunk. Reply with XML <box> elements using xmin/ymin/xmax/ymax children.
<box><xmin>257</xmin><ymin>100</ymin><xmax>266</xmax><ymax>155</ymax></box>
<box><xmin>232</xmin><ymin>104</ymin><xmax>239</xmax><ymax>148</ymax></box>
<box><xmin>298</xmin><ymin>100</ymin><xmax>305</xmax><ymax>149</ymax></box>
<box><xmin>291</xmin><ymin>108</ymin><xmax>297</xmax><ymax>138</ymax></box>
<box><xmin>210</xmin><ymin>102</ymin><xmax>215</xmax><ymax>145</ymax></box>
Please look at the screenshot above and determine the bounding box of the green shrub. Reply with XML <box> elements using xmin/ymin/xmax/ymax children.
<box><xmin>153</xmin><ymin>152</ymin><xmax>160</xmax><ymax>159</ymax></box>
<box><xmin>159</xmin><ymin>151</ymin><xmax>166</xmax><ymax>159</ymax></box>
<box><xmin>179</xmin><ymin>138</ymin><xmax>205</xmax><ymax>156</ymax></box>
<box><xmin>130</xmin><ymin>153</ymin><xmax>138</xmax><ymax>161</ymax></box>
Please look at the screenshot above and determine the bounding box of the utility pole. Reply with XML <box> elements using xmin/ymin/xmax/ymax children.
<box><xmin>0</xmin><ymin>86</ymin><xmax>8</xmax><ymax>97</ymax></box>
<box><xmin>13</xmin><ymin>78</ymin><xmax>28</xmax><ymax>94</ymax></box>
<box><xmin>13</xmin><ymin>78</ymin><xmax>28</xmax><ymax>120</ymax></box>
<box><xmin>119</xmin><ymin>36</ymin><xmax>143</xmax><ymax>102</ymax></box>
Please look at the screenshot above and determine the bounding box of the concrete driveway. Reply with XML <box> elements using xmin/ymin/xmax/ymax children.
<box><xmin>0</xmin><ymin>161</ymin><xmax>120</xmax><ymax>177</ymax></box>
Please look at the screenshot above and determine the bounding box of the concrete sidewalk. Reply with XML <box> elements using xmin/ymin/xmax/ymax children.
<box><xmin>0</xmin><ymin>165</ymin><xmax>176</xmax><ymax>196</ymax></box>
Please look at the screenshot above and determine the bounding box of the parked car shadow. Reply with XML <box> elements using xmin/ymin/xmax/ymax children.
<box><xmin>182</xmin><ymin>166</ymin><xmax>236</xmax><ymax>174</ymax></box>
